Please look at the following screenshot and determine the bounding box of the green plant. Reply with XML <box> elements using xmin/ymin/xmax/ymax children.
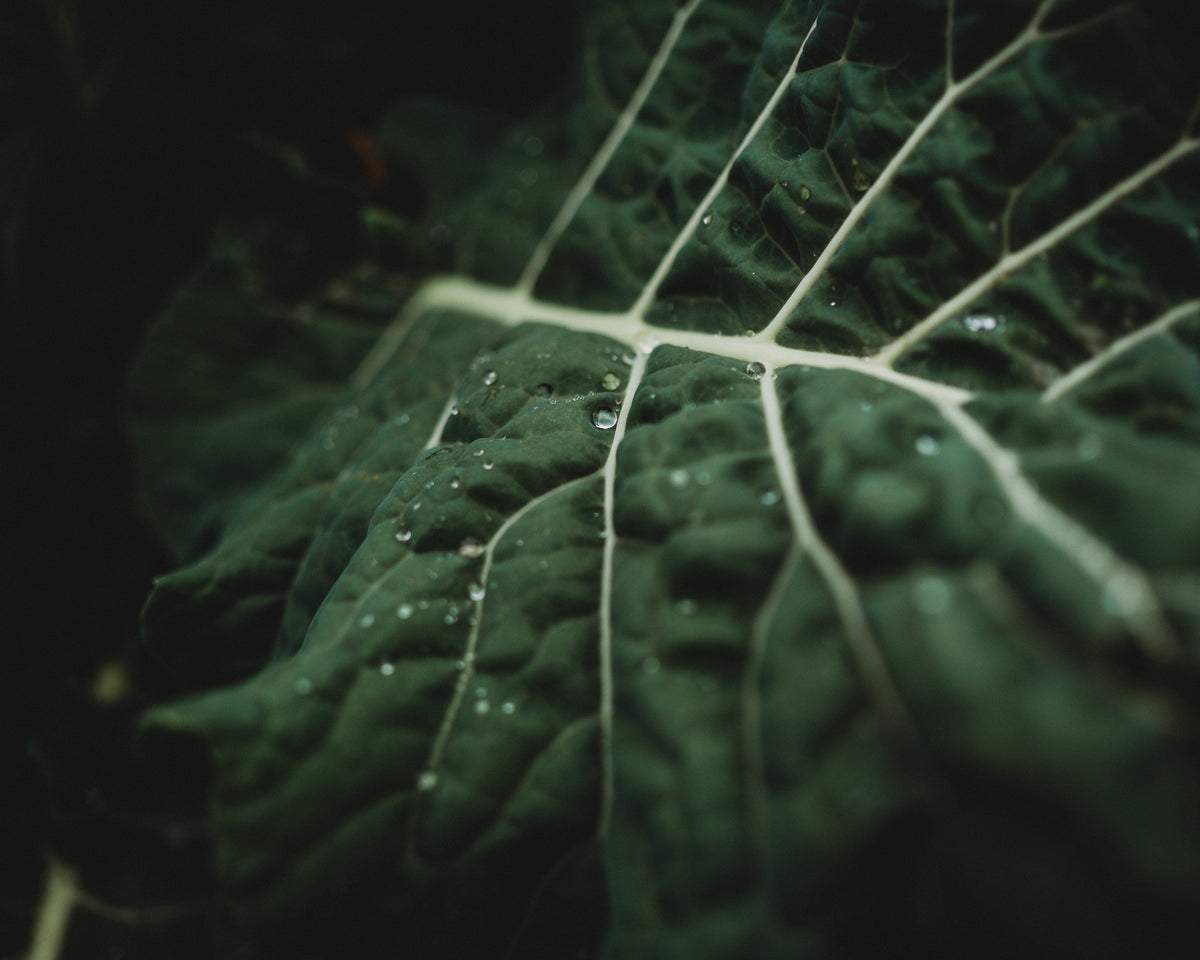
<box><xmin>42</xmin><ymin>0</ymin><xmax>1200</xmax><ymax>957</ymax></box>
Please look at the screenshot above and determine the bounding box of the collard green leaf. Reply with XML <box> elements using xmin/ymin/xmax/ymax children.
<box><xmin>131</xmin><ymin>1</ymin><xmax>1200</xmax><ymax>957</ymax></box>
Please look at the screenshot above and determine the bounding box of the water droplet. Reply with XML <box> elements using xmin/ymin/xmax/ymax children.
<box><xmin>444</xmin><ymin>611</ymin><xmax>459</xmax><ymax>625</ymax></box>
<box><xmin>501</xmin><ymin>701</ymin><xmax>516</xmax><ymax>715</ymax></box>
<box><xmin>642</xmin><ymin>657</ymin><xmax>661</xmax><ymax>675</ymax></box>
<box><xmin>474</xmin><ymin>699</ymin><xmax>490</xmax><ymax>716</ymax></box>
<box><xmin>675</xmin><ymin>599</ymin><xmax>698</xmax><ymax>617</ymax></box>
<box><xmin>913</xmin><ymin>576</ymin><xmax>951</xmax><ymax>614</ymax></box>
<box><xmin>468</xmin><ymin>581</ymin><xmax>486</xmax><ymax>601</ymax></box>
<box><xmin>358</xmin><ymin>613</ymin><xmax>375</xmax><ymax>629</ymax></box>
<box><xmin>601</xmin><ymin>372</ymin><xmax>621</xmax><ymax>390</ymax></box>
<box><xmin>459</xmin><ymin>537</ymin><xmax>486</xmax><ymax>559</ymax></box>
<box><xmin>745</xmin><ymin>361</ymin><xmax>766</xmax><ymax>381</ymax></box>
<box><xmin>417</xmin><ymin>770</ymin><xmax>438</xmax><ymax>791</ymax></box>
<box><xmin>859</xmin><ymin>400</ymin><xmax>874</xmax><ymax>412</ymax></box>
<box><xmin>535</xmin><ymin>382</ymin><xmax>554</xmax><ymax>398</ymax></box>
<box><xmin>852</xmin><ymin>167</ymin><xmax>870</xmax><ymax>191</ymax></box>
<box><xmin>669</xmin><ymin>469</ymin><xmax>689</xmax><ymax>488</ymax></box>
<box><xmin>294</xmin><ymin>677</ymin><xmax>314</xmax><ymax>696</ymax></box>
<box><xmin>379</xmin><ymin>661</ymin><xmax>395</xmax><ymax>677</ymax></box>
<box><xmin>701</xmin><ymin>210</ymin><xmax>713</xmax><ymax>226</ymax></box>
<box><xmin>799</xmin><ymin>185</ymin><xmax>811</xmax><ymax>200</ymax></box>
<box><xmin>449</xmin><ymin>477</ymin><xmax>460</xmax><ymax>489</ymax></box>
<box><xmin>760</xmin><ymin>489</ymin><xmax>781</xmax><ymax>506</ymax></box>
<box><xmin>394</xmin><ymin>527</ymin><xmax>412</xmax><ymax>543</ymax></box>
<box><xmin>592</xmin><ymin>408</ymin><xmax>618</xmax><ymax>429</ymax></box>
<box><xmin>828</xmin><ymin>300</ymin><xmax>838</xmax><ymax>308</ymax></box>
<box><xmin>483</xmin><ymin>460</ymin><xmax>494</xmax><ymax>471</ymax></box>
<box><xmin>397</xmin><ymin>603</ymin><xmax>414</xmax><ymax>620</ymax></box>
<box><xmin>962</xmin><ymin>314</ymin><xmax>999</xmax><ymax>333</ymax></box>
<box><xmin>729</xmin><ymin>219</ymin><xmax>744</xmax><ymax>237</ymax></box>
<box><xmin>473</xmin><ymin>448</ymin><xmax>485</xmax><ymax>457</ymax></box>
<box><xmin>915</xmin><ymin>435</ymin><xmax>940</xmax><ymax>456</ymax></box>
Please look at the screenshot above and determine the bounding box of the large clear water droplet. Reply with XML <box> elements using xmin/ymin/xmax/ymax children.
<box><xmin>746</xmin><ymin>361</ymin><xmax>766</xmax><ymax>381</ymax></box>
<box><xmin>395</xmin><ymin>527</ymin><xmax>412</xmax><ymax>543</ymax></box>
<box><xmin>592</xmin><ymin>408</ymin><xmax>618</xmax><ymax>429</ymax></box>
<box><xmin>601</xmin><ymin>372</ymin><xmax>621</xmax><ymax>390</ymax></box>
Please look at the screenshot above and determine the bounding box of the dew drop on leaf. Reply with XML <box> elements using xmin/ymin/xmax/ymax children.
<box><xmin>592</xmin><ymin>407</ymin><xmax>618</xmax><ymax>429</ymax></box>
<box><xmin>501</xmin><ymin>701</ymin><xmax>516</xmax><ymax>715</ymax></box>
<box><xmin>358</xmin><ymin>614</ymin><xmax>375</xmax><ymax>629</ymax></box>
<box><xmin>535</xmin><ymin>382</ymin><xmax>554</xmax><ymax>398</ymax></box>
<box><xmin>294</xmin><ymin>677</ymin><xmax>313</xmax><ymax>696</ymax></box>
<box><xmin>915</xmin><ymin>435</ymin><xmax>940</xmax><ymax>456</ymax></box>
<box><xmin>483</xmin><ymin>370</ymin><xmax>498</xmax><ymax>385</ymax></box>
<box><xmin>601</xmin><ymin>372</ymin><xmax>621</xmax><ymax>390</ymax></box>
<box><xmin>745</xmin><ymin>361</ymin><xmax>766</xmax><ymax>381</ymax></box>
<box><xmin>468</xmin><ymin>581</ymin><xmax>486</xmax><ymax>601</ymax></box>
<box><xmin>474</xmin><ymin>699</ymin><xmax>490</xmax><ymax>716</ymax></box>
<box><xmin>760</xmin><ymin>489</ymin><xmax>781</xmax><ymax>506</ymax></box>
<box><xmin>483</xmin><ymin>460</ymin><xmax>494</xmax><ymax>471</ymax></box>
<box><xmin>701</xmin><ymin>210</ymin><xmax>713</xmax><ymax>226</ymax></box>
<box><xmin>397</xmin><ymin>603</ymin><xmax>414</xmax><ymax>620</ymax></box>
<box><xmin>962</xmin><ymin>314</ymin><xmax>999</xmax><ymax>333</ymax></box>
<box><xmin>459</xmin><ymin>537</ymin><xmax>486</xmax><ymax>558</ymax></box>
<box><xmin>379</xmin><ymin>661</ymin><xmax>395</xmax><ymax>677</ymax></box>
<box><xmin>395</xmin><ymin>527</ymin><xmax>412</xmax><ymax>543</ymax></box>
<box><xmin>799</xmin><ymin>185</ymin><xmax>811</xmax><ymax>200</ymax></box>
<box><xmin>417</xmin><ymin>771</ymin><xmax>438</xmax><ymax>791</ymax></box>
<box><xmin>669</xmin><ymin>469</ymin><xmax>689</xmax><ymax>488</ymax></box>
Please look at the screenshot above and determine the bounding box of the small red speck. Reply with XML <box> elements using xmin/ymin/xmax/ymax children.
<box><xmin>346</xmin><ymin>128</ymin><xmax>387</xmax><ymax>187</ymax></box>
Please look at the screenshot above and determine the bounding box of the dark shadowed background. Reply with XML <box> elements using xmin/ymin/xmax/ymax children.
<box><xmin>1</xmin><ymin>1</ymin><xmax>570</xmax><ymax>954</ymax></box>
